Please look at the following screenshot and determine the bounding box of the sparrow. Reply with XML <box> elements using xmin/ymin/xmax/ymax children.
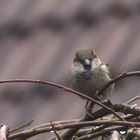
<box><xmin>70</xmin><ymin>48</ymin><xmax>114</xmax><ymax>102</ymax></box>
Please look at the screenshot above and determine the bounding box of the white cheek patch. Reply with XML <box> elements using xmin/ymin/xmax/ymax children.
<box><xmin>101</xmin><ymin>64</ymin><xmax>108</xmax><ymax>71</ymax></box>
<box><xmin>72</xmin><ymin>62</ymin><xmax>84</xmax><ymax>71</ymax></box>
<box><xmin>85</xmin><ymin>59</ymin><xmax>90</xmax><ymax>65</ymax></box>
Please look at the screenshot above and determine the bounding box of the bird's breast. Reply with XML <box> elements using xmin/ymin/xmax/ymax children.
<box><xmin>75</xmin><ymin>71</ymin><xmax>93</xmax><ymax>82</ymax></box>
<box><xmin>71</xmin><ymin>70</ymin><xmax>97</xmax><ymax>97</ymax></box>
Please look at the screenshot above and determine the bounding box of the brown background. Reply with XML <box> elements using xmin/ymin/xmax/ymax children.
<box><xmin>0</xmin><ymin>0</ymin><xmax>140</xmax><ymax>139</ymax></box>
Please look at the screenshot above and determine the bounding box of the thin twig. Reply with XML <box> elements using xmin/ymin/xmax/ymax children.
<box><xmin>75</xmin><ymin>127</ymin><xmax>125</xmax><ymax>140</ymax></box>
<box><xmin>8</xmin><ymin>120</ymin><xmax>140</xmax><ymax>140</ymax></box>
<box><xmin>0</xmin><ymin>79</ymin><xmax>125</xmax><ymax>121</ymax></box>
<box><xmin>50</xmin><ymin>121</ymin><xmax>62</xmax><ymax>140</ymax></box>
<box><xmin>75</xmin><ymin>114</ymin><xmax>139</xmax><ymax>137</ymax></box>
<box><xmin>97</xmin><ymin>71</ymin><xmax>140</xmax><ymax>95</ymax></box>
<box><xmin>49</xmin><ymin>103</ymin><xmax>140</xmax><ymax>140</ymax></box>
<box><xmin>55</xmin><ymin>71</ymin><xmax>140</xmax><ymax>140</ymax></box>
<box><xmin>10</xmin><ymin>120</ymin><xmax>34</xmax><ymax>133</ymax></box>
<box><xmin>126</xmin><ymin>96</ymin><xmax>140</xmax><ymax>104</ymax></box>
<box><xmin>81</xmin><ymin>115</ymin><xmax>138</xmax><ymax>137</ymax></box>
<box><xmin>8</xmin><ymin>103</ymin><xmax>140</xmax><ymax>140</ymax></box>
<box><xmin>89</xmin><ymin>104</ymin><xmax>140</xmax><ymax>120</ymax></box>
<box><xmin>32</xmin><ymin>120</ymin><xmax>77</xmax><ymax>130</ymax></box>
<box><xmin>3</xmin><ymin>70</ymin><xmax>140</xmax><ymax>140</ymax></box>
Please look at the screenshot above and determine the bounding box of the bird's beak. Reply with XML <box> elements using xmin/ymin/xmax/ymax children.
<box><xmin>85</xmin><ymin>59</ymin><xmax>90</xmax><ymax>65</ymax></box>
<box><xmin>84</xmin><ymin>59</ymin><xmax>91</xmax><ymax>70</ymax></box>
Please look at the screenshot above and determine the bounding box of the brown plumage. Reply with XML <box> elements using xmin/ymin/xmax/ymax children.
<box><xmin>70</xmin><ymin>48</ymin><xmax>114</xmax><ymax>101</ymax></box>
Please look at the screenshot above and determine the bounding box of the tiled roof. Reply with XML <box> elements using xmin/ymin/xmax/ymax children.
<box><xmin>0</xmin><ymin>0</ymin><xmax>140</xmax><ymax>139</ymax></box>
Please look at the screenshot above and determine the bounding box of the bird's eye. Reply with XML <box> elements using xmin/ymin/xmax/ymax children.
<box><xmin>89</xmin><ymin>57</ymin><xmax>93</xmax><ymax>61</ymax></box>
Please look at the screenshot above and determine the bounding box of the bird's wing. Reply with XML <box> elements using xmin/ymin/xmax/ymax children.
<box><xmin>100</xmin><ymin>63</ymin><xmax>113</xmax><ymax>78</ymax></box>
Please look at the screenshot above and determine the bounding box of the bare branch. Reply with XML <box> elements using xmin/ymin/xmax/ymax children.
<box><xmin>6</xmin><ymin>103</ymin><xmax>140</xmax><ymax>140</ymax></box>
<box><xmin>75</xmin><ymin>127</ymin><xmax>125</xmax><ymax>140</ymax></box>
<box><xmin>8</xmin><ymin>120</ymin><xmax>140</xmax><ymax>140</ymax></box>
<box><xmin>97</xmin><ymin>71</ymin><xmax>140</xmax><ymax>95</ymax></box>
<box><xmin>2</xmin><ymin>71</ymin><xmax>140</xmax><ymax>140</ymax></box>
<box><xmin>49</xmin><ymin>103</ymin><xmax>140</xmax><ymax>140</ymax></box>
<box><xmin>10</xmin><ymin>120</ymin><xmax>33</xmax><ymax>133</ymax></box>
<box><xmin>126</xmin><ymin>96</ymin><xmax>140</xmax><ymax>105</ymax></box>
<box><xmin>32</xmin><ymin>120</ymin><xmax>77</xmax><ymax>129</ymax></box>
<box><xmin>50</xmin><ymin>121</ymin><xmax>62</xmax><ymax>140</ymax></box>
<box><xmin>0</xmin><ymin>79</ymin><xmax>125</xmax><ymax>121</ymax></box>
<box><xmin>51</xmin><ymin>71</ymin><xmax>140</xmax><ymax>140</ymax></box>
<box><xmin>89</xmin><ymin>104</ymin><xmax>140</xmax><ymax>120</ymax></box>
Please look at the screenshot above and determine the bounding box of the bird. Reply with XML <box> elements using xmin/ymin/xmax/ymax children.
<box><xmin>70</xmin><ymin>48</ymin><xmax>114</xmax><ymax>103</ymax></box>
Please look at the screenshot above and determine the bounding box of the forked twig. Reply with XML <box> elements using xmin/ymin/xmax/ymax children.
<box><xmin>50</xmin><ymin>121</ymin><xmax>62</xmax><ymax>140</ymax></box>
<box><xmin>98</xmin><ymin>71</ymin><xmax>140</xmax><ymax>95</ymax></box>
